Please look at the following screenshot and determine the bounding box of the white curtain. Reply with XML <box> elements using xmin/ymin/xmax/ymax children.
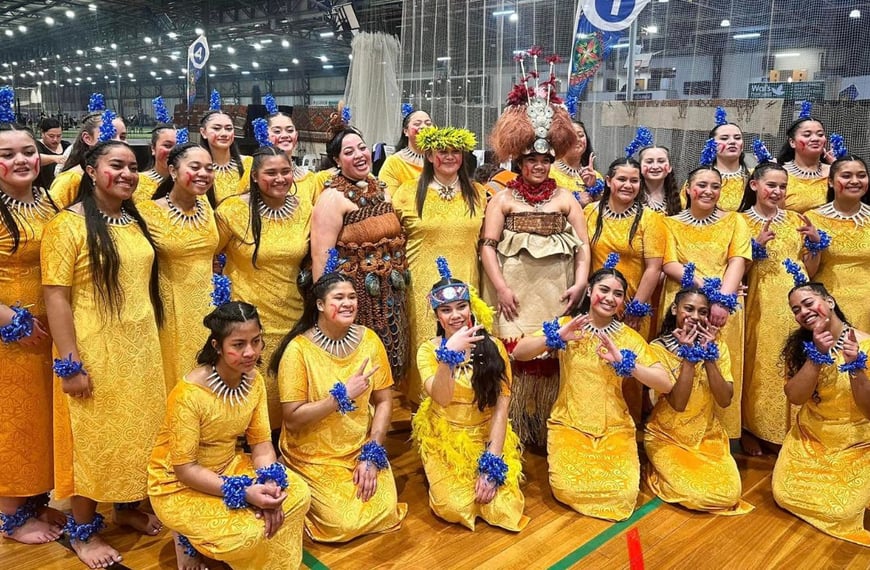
<box><xmin>344</xmin><ymin>32</ymin><xmax>402</xmax><ymax>146</ymax></box>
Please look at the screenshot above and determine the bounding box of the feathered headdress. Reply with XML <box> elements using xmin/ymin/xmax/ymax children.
<box><xmin>603</xmin><ymin>252</ymin><xmax>620</xmax><ymax>271</ymax></box>
<box><xmin>323</xmin><ymin>248</ymin><xmax>341</xmax><ymax>275</ymax></box>
<box><xmin>699</xmin><ymin>138</ymin><xmax>718</xmax><ymax>166</ymax></box>
<box><xmin>624</xmin><ymin>126</ymin><xmax>653</xmax><ymax>158</ymax></box>
<box><xmin>341</xmin><ymin>105</ymin><xmax>351</xmax><ymax>124</ymax></box>
<box><xmin>783</xmin><ymin>259</ymin><xmax>808</xmax><ymax>287</ymax></box>
<box><xmin>401</xmin><ymin>103</ymin><xmax>414</xmax><ymax>120</ymax></box>
<box><xmin>681</xmin><ymin>262</ymin><xmax>696</xmax><ymax>290</ymax></box>
<box><xmin>752</xmin><ymin>139</ymin><xmax>773</xmax><ymax>164</ymax></box>
<box><xmin>799</xmin><ymin>100</ymin><xmax>812</xmax><ymax>120</ymax></box>
<box><xmin>0</xmin><ymin>86</ymin><xmax>14</xmax><ymax>124</ymax></box>
<box><xmin>88</xmin><ymin>92</ymin><xmax>106</xmax><ymax>113</ymax></box>
<box><xmin>152</xmin><ymin>96</ymin><xmax>171</xmax><ymax>124</ymax></box>
<box><xmin>264</xmin><ymin>93</ymin><xmax>278</xmax><ymax>116</ymax></box>
<box><xmin>209</xmin><ymin>89</ymin><xmax>222</xmax><ymax>112</ymax></box>
<box><xmin>489</xmin><ymin>46</ymin><xmax>576</xmax><ymax>162</ymax></box>
<box><xmin>416</xmin><ymin>126</ymin><xmax>476</xmax><ymax>153</ymax></box>
<box><xmin>98</xmin><ymin>110</ymin><xmax>117</xmax><ymax>143</ymax></box>
<box><xmin>211</xmin><ymin>273</ymin><xmax>232</xmax><ymax>307</ymax></box>
<box><xmin>175</xmin><ymin>128</ymin><xmax>189</xmax><ymax>145</ymax></box>
<box><xmin>252</xmin><ymin>117</ymin><xmax>272</xmax><ymax>147</ymax></box>
<box><xmin>830</xmin><ymin>133</ymin><xmax>848</xmax><ymax>160</ymax></box>
<box><xmin>714</xmin><ymin>106</ymin><xmax>728</xmax><ymax>127</ymax></box>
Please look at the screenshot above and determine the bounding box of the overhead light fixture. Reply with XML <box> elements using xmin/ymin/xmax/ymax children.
<box><xmin>241</xmin><ymin>70</ymin><xmax>250</xmax><ymax>75</ymax></box>
<box><xmin>65</xmin><ymin>10</ymin><xmax>75</xmax><ymax>18</ymax></box>
<box><xmin>124</xmin><ymin>60</ymin><xmax>131</xmax><ymax>66</ymax></box>
<box><xmin>509</xmin><ymin>13</ymin><xmax>518</xmax><ymax>22</ymax></box>
<box><xmin>95</xmin><ymin>63</ymin><xmax>102</xmax><ymax>69</ymax></box>
<box><xmin>252</xmin><ymin>43</ymin><xmax>262</xmax><ymax>50</ymax></box>
<box><xmin>93</xmin><ymin>46</ymin><xmax>102</xmax><ymax>52</ymax></box>
<box><xmin>720</xmin><ymin>19</ymin><xmax>730</xmax><ymax>27</ymax></box>
<box><xmin>144</xmin><ymin>36</ymin><xmax>152</xmax><ymax>44</ymax></box>
<box><xmin>320</xmin><ymin>31</ymin><xmax>334</xmax><ymax>38</ymax></box>
<box><xmin>76</xmin><ymin>49</ymin><xmax>83</xmax><ymax>55</ymax></box>
<box><xmin>167</xmin><ymin>32</ymin><xmax>178</xmax><ymax>39</ymax></box>
<box><xmin>645</xmin><ymin>25</ymin><xmax>658</xmax><ymax>34</ymax></box>
<box><xmin>492</xmin><ymin>10</ymin><xmax>515</xmax><ymax>17</ymax></box>
<box><xmin>150</xmin><ymin>56</ymin><xmax>158</xmax><ymax>63</ymax></box>
<box><xmin>110</xmin><ymin>43</ymin><xmax>117</xmax><ymax>49</ymax></box>
<box><xmin>45</xmin><ymin>16</ymin><xmax>54</xmax><ymax>25</ymax></box>
<box><xmin>16</xmin><ymin>25</ymin><xmax>25</xmax><ymax>33</ymax></box>
<box><xmin>252</xmin><ymin>61</ymin><xmax>259</xmax><ymax>68</ymax></box>
<box><xmin>209</xmin><ymin>65</ymin><xmax>216</xmax><ymax>71</ymax></box>
<box><xmin>195</xmin><ymin>27</ymin><xmax>204</xmax><ymax>35</ymax></box>
<box><xmin>319</xmin><ymin>55</ymin><xmax>328</xmax><ymax>62</ymax></box>
<box><xmin>212</xmin><ymin>44</ymin><xmax>222</xmax><ymax>48</ymax></box>
<box><xmin>88</xmin><ymin>4</ymin><xmax>97</xmax><ymax>11</ymax></box>
<box><xmin>278</xmin><ymin>67</ymin><xmax>289</xmax><ymax>72</ymax></box>
<box><xmin>774</xmin><ymin>52</ymin><xmax>801</xmax><ymax>57</ymax></box>
<box><xmin>348</xmin><ymin>54</ymin><xmax>353</xmax><ymax>60</ymax></box>
<box><xmin>4</xmin><ymin>30</ymin><xmax>12</xmax><ymax>37</ymax></box>
<box><xmin>281</xmin><ymin>39</ymin><xmax>290</xmax><ymax>48</ymax></box>
<box><xmin>227</xmin><ymin>46</ymin><xmax>236</xmax><ymax>54</ymax></box>
<box><xmin>657</xmin><ymin>0</ymin><xmax>668</xmax><ymax>2</ymax></box>
<box><xmin>292</xmin><ymin>58</ymin><xmax>299</xmax><ymax>64</ymax></box>
<box><xmin>732</xmin><ymin>32</ymin><xmax>760</xmax><ymax>39</ymax></box>
<box><xmin>260</xmin><ymin>39</ymin><xmax>272</xmax><ymax>44</ymax></box>
<box><xmin>436</xmin><ymin>56</ymin><xmax>451</xmax><ymax>61</ymax></box>
<box><xmin>138</xmin><ymin>55</ymin><xmax>147</xmax><ymax>60</ymax></box>
<box><xmin>850</xmin><ymin>9</ymin><xmax>861</xmax><ymax>18</ymax></box>
<box><xmin>164</xmin><ymin>69</ymin><xmax>172</xmax><ymax>75</ymax></box>
<box><xmin>229</xmin><ymin>63</ymin><xmax>239</xmax><ymax>70</ymax></box>
<box><xmin>150</xmin><ymin>70</ymin><xmax>156</xmax><ymax>76</ymax></box>
<box><xmin>323</xmin><ymin>64</ymin><xmax>334</xmax><ymax>69</ymax></box>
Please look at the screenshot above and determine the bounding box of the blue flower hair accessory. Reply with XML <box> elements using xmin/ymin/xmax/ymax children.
<box><xmin>681</xmin><ymin>262</ymin><xmax>696</xmax><ymax>290</ymax></box>
<box><xmin>436</xmin><ymin>256</ymin><xmax>452</xmax><ymax>280</ymax></box>
<box><xmin>323</xmin><ymin>248</ymin><xmax>341</xmax><ymax>275</ymax></box>
<box><xmin>0</xmin><ymin>86</ymin><xmax>15</xmax><ymax>124</ymax></box>
<box><xmin>252</xmin><ymin>117</ymin><xmax>272</xmax><ymax>148</ymax></box>
<box><xmin>255</xmin><ymin>462</ymin><xmax>289</xmax><ymax>489</ymax></box>
<box><xmin>358</xmin><ymin>441</ymin><xmax>389</xmax><ymax>470</ymax></box>
<box><xmin>830</xmin><ymin>133</ymin><xmax>847</xmax><ymax>160</ymax></box>
<box><xmin>401</xmin><ymin>102</ymin><xmax>414</xmax><ymax>119</ymax></box>
<box><xmin>64</xmin><ymin>513</ymin><xmax>105</xmax><ymax>543</ymax></box>
<box><xmin>714</xmin><ymin>106</ymin><xmax>728</xmax><ymax>127</ymax></box>
<box><xmin>752</xmin><ymin>139</ymin><xmax>773</xmax><ymax>163</ymax></box>
<box><xmin>264</xmin><ymin>93</ymin><xmax>278</xmax><ymax>116</ymax></box>
<box><xmin>219</xmin><ymin>475</ymin><xmax>253</xmax><ymax>509</ymax></box>
<box><xmin>98</xmin><ymin>110</ymin><xmax>117</xmax><ymax>143</ymax></box>
<box><xmin>565</xmin><ymin>95</ymin><xmax>578</xmax><ymax>118</ymax></box>
<box><xmin>477</xmin><ymin>451</ymin><xmax>508</xmax><ymax>486</ymax></box>
<box><xmin>341</xmin><ymin>105</ymin><xmax>352</xmax><ymax>124</ymax></box>
<box><xmin>175</xmin><ymin>128</ymin><xmax>189</xmax><ymax>145</ymax></box>
<box><xmin>211</xmin><ymin>273</ymin><xmax>232</xmax><ymax>307</ymax></box>
<box><xmin>87</xmin><ymin>92</ymin><xmax>106</xmax><ymax>113</ymax></box>
<box><xmin>209</xmin><ymin>89</ymin><xmax>222</xmax><ymax>111</ymax></box>
<box><xmin>782</xmin><ymin>258</ymin><xmax>808</xmax><ymax>287</ymax></box>
<box><xmin>699</xmin><ymin>138</ymin><xmax>718</xmax><ymax>166</ymax></box>
<box><xmin>0</xmin><ymin>304</ymin><xmax>33</xmax><ymax>343</ymax></box>
<box><xmin>152</xmin><ymin>96</ymin><xmax>171</xmax><ymax>124</ymax></box>
<box><xmin>624</xmin><ymin>126</ymin><xmax>653</xmax><ymax>158</ymax></box>
<box><xmin>799</xmin><ymin>100</ymin><xmax>812</xmax><ymax>120</ymax></box>
<box><xmin>603</xmin><ymin>252</ymin><xmax>620</xmax><ymax>270</ymax></box>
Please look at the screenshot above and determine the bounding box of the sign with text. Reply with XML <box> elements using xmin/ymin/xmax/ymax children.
<box><xmin>748</xmin><ymin>81</ymin><xmax>825</xmax><ymax>100</ymax></box>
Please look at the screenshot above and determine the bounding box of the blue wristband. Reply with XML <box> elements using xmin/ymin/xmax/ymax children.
<box><xmin>358</xmin><ymin>441</ymin><xmax>389</xmax><ymax>470</ymax></box>
<box><xmin>255</xmin><ymin>462</ymin><xmax>289</xmax><ymax>490</ymax></box>
<box><xmin>623</xmin><ymin>299</ymin><xmax>652</xmax><ymax>318</ymax></box>
<box><xmin>838</xmin><ymin>350</ymin><xmax>867</xmax><ymax>374</ymax></box>
<box><xmin>675</xmin><ymin>342</ymin><xmax>706</xmax><ymax>363</ymax></box>
<box><xmin>543</xmin><ymin>318</ymin><xmax>567</xmax><ymax>350</ymax></box>
<box><xmin>329</xmin><ymin>381</ymin><xmax>357</xmax><ymax>414</ymax></box>
<box><xmin>703</xmin><ymin>342</ymin><xmax>720</xmax><ymax>361</ymax></box>
<box><xmin>804</xmin><ymin>230</ymin><xmax>831</xmax><ymax>256</ymax></box>
<box><xmin>802</xmin><ymin>341</ymin><xmax>834</xmax><ymax>366</ymax></box>
<box><xmin>751</xmin><ymin>238</ymin><xmax>769</xmax><ymax>260</ymax></box>
<box><xmin>53</xmin><ymin>353</ymin><xmax>86</xmax><ymax>379</ymax></box>
<box><xmin>587</xmin><ymin>179</ymin><xmax>605</xmax><ymax>198</ymax></box>
<box><xmin>435</xmin><ymin>338</ymin><xmax>466</xmax><ymax>367</ymax></box>
<box><xmin>477</xmin><ymin>451</ymin><xmax>508</xmax><ymax>487</ymax></box>
<box><xmin>0</xmin><ymin>305</ymin><xmax>33</xmax><ymax>343</ymax></box>
<box><xmin>611</xmin><ymin>349</ymin><xmax>638</xmax><ymax>377</ymax></box>
<box><xmin>220</xmin><ymin>475</ymin><xmax>253</xmax><ymax>509</ymax></box>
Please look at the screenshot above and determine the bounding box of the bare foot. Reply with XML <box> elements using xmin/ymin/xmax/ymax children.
<box><xmin>2</xmin><ymin>516</ymin><xmax>62</xmax><ymax>544</ymax></box>
<box><xmin>173</xmin><ymin>532</ymin><xmax>209</xmax><ymax>570</ymax></box>
<box><xmin>70</xmin><ymin>534</ymin><xmax>122</xmax><ymax>569</ymax></box>
<box><xmin>113</xmin><ymin>508</ymin><xmax>163</xmax><ymax>535</ymax></box>
<box><xmin>35</xmin><ymin>505</ymin><xmax>68</xmax><ymax>528</ymax></box>
<box><xmin>740</xmin><ymin>430</ymin><xmax>764</xmax><ymax>457</ymax></box>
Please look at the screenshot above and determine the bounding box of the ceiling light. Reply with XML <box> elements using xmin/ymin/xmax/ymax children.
<box><xmin>17</xmin><ymin>25</ymin><xmax>26</xmax><ymax>33</ymax></box>
<box><xmin>348</xmin><ymin>54</ymin><xmax>353</xmax><ymax>60</ymax></box>
<box><xmin>492</xmin><ymin>10</ymin><xmax>515</xmax><ymax>16</ymax></box>
<box><xmin>164</xmin><ymin>69</ymin><xmax>172</xmax><ymax>75</ymax></box>
<box><xmin>170</xmin><ymin>55</ymin><xmax>179</xmax><ymax>61</ymax></box>
<box><xmin>645</xmin><ymin>25</ymin><xmax>658</xmax><ymax>34</ymax></box>
<box><xmin>150</xmin><ymin>56</ymin><xmax>158</xmax><ymax>63</ymax></box>
<box><xmin>209</xmin><ymin>65</ymin><xmax>216</xmax><ymax>71</ymax></box>
<box><xmin>260</xmin><ymin>39</ymin><xmax>272</xmax><ymax>44</ymax></box>
<box><xmin>612</xmin><ymin>43</ymin><xmax>631</xmax><ymax>49</ymax></box>
<box><xmin>4</xmin><ymin>30</ymin><xmax>13</xmax><ymax>37</ymax></box>
<box><xmin>281</xmin><ymin>39</ymin><xmax>290</xmax><ymax>48</ymax></box>
<box><xmin>720</xmin><ymin>19</ymin><xmax>731</xmax><ymax>27</ymax></box>
<box><xmin>774</xmin><ymin>52</ymin><xmax>801</xmax><ymax>57</ymax></box>
<box><xmin>436</xmin><ymin>56</ymin><xmax>451</xmax><ymax>61</ymax></box>
<box><xmin>850</xmin><ymin>9</ymin><xmax>861</xmax><ymax>18</ymax></box>
<box><xmin>65</xmin><ymin>10</ymin><xmax>75</xmax><ymax>18</ymax></box>
<box><xmin>110</xmin><ymin>43</ymin><xmax>117</xmax><ymax>49</ymax></box>
<box><xmin>45</xmin><ymin>16</ymin><xmax>54</xmax><ymax>25</ymax></box>
<box><xmin>229</xmin><ymin>63</ymin><xmax>239</xmax><ymax>70</ymax></box>
<box><xmin>144</xmin><ymin>36</ymin><xmax>152</xmax><ymax>44</ymax></box>
<box><xmin>292</xmin><ymin>58</ymin><xmax>299</xmax><ymax>64</ymax></box>
<box><xmin>88</xmin><ymin>4</ymin><xmax>97</xmax><ymax>11</ymax></box>
<box><xmin>150</xmin><ymin>71</ymin><xmax>156</xmax><ymax>76</ymax></box>
<box><xmin>252</xmin><ymin>61</ymin><xmax>259</xmax><ymax>68</ymax></box>
<box><xmin>76</xmin><ymin>49</ymin><xmax>83</xmax><ymax>55</ymax></box>
<box><xmin>241</xmin><ymin>70</ymin><xmax>250</xmax><ymax>75</ymax></box>
<box><xmin>124</xmin><ymin>60</ymin><xmax>131</xmax><ymax>66</ymax></box>
<box><xmin>509</xmin><ymin>13</ymin><xmax>519</xmax><ymax>22</ymax></box>
<box><xmin>319</xmin><ymin>55</ymin><xmax>328</xmax><ymax>62</ymax></box>
<box><xmin>95</xmin><ymin>64</ymin><xmax>102</xmax><ymax>69</ymax></box>
<box><xmin>167</xmin><ymin>32</ymin><xmax>178</xmax><ymax>39</ymax></box>
<box><xmin>93</xmin><ymin>46</ymin><xmax>102</xmax><ymax>52</ymax></box>
<box><xmin>138</xmin><ymin>55</ymin><xmax>147</xmax><ymax>60</ymax></box>
<box><xmin>178</xmin><ymin>75</ymin><xmax>185</xmax><ymax>79</ymax></box>
<box><xmin>75</xmin><ymin>66</ymin><xmax>81</xmax><ymax>71</ymax></box>
<box><xmin>227</xmin><ymin>46</ymin><xmax>236</xmax><ymax>54</ymax></box>
<box><xmin>323</xmin><ymin>64</ymin><xmax>334</xmax><ymax>69</ymax></box>
<box><xmin>319</xmin><ymin>31</ymin><xmax>334</xmax><ymax>38</ymax></box>
<box><xmin>212</xmin><ymin>44</ymin><xmax>222</xmax><ymax>48</ymax></box>
<box><xmin>733</xmin><ymin>32</ymin><xmax>760</xmax><ymax>39</ymax></box>
<box><xmin>278</xmin><ymin>67</ymin><xmax>288</xmax><ymax>72</ymax></box>
<box><xmin>130</xmin><ymin>78</ymin><xmax>136</xmax><ymax>82</ymax></box>
<box><xmin>181</xmin><ymin>68</ymin><xmax>187</xmax><ymax>74</ymax></box>
<box><xmin>252</xmin><ymin>43</ymin><xmax>262</xmax><ymax>50</ymax></box>
<box><xmin>195</xmin><ymin>27</ymin><xmax>204</xmax><ymax>35</ymax></box>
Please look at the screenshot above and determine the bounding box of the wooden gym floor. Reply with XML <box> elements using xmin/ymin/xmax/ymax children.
<box><xmin>3</xmin><ymin>410</ymin><xmax>869</xmax><ymax>569</ymax></box>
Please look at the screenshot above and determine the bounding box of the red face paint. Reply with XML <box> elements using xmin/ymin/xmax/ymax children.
<box><xmin>157</xmin><ymin>148</ymin><xmax>169</xmax><ymax>160</ymax></box>
<box><xmin>331</xmin><ymin>306</ymin><xmax>339</xmax><ymax>319</ymax></box>
<box><xmin>102</xmin><ymin>170</ymin><xmax>114</xmax><ymax>187</ymax></box>
<box><xmin>591</xmin><ymin>293</ymin><xmax>602</xmax><ymax>306</ymax></box>
<box><xmin>0</xmin><ymin>163</ymin><xmax>8</xmax><ymax>176</ymax></box>
<box><xmin>433</xmin><ymin>154</ymin><xmax>443</xmax><ymax>169</ymax></box>
<box><xmin>31</xmin><ymin>156</ymin><xmax>39</xmax><ymax>171</ymax></box>
<box><xmin>797</xmin><ymin>140</ymin><xmax>806</xmax><ymax>150</ymax></box>
<box><xmin>185</xmin><ymin>172</ymin><xmax>195</xmax><ymax>186</ymax></box>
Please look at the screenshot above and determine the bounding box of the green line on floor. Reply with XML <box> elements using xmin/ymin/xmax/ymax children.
<box><xmin>303</xmin><ymin>548</ymin><xmax>330</xmax><ymax>570</ymax></box>
<box><xmin>548</xmin><ymin>498</ymin><xmax>663</xmax><ymax>570</ymax></box>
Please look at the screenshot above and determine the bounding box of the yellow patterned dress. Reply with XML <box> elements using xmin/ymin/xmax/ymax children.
<box><xmin>149</xmin><ymin>373</ymin><xmax>310</xmax><ymax>569</ymax></box>
<box><xmin>551</xmin><ymin>162</ymin><xmax>603</xmax><ymax>204</ymax></box>
<box><xmin>412</xmin><ymin>339</ymin><xmax>528</xmax><ymax>531</ymax></box>
<box><xmin>645</xmin><ymin>340</ymin><xmax>753</xmax><ymax>514</ymax></box>
<box><xmin>680</xmin><ymin>170</ymin><xmax>748</xmax><ymax>212</ymax></box>
<box><xmin>139</xmin><ymin>197</ymin><xmax>219</xmax><ymax>391</ymax></box>
<box><xmin>742</xmin><ymin>208</ymin><xmax>805</xmax><ymax>444</ymax></box>
<box><xmin>544</xmin><ymin>319</ymin><xmax>660</xmax><ymax>521</ymax></box>
<box><xmin>133</xmin><ymin>171</ymin><xmax>163</xmax><ymax>205</ymax></box>
<box><xmin>48</xmin><ymin>169</ymin><xmax>83</xmax><ymax>209</ymax></box>
<box><xmin>783</xmin><ymin>173</ymin><xmax>828</xmax><ymax>213</ymax></box>
<box><xmin>277</xmin><ymin>328</ymin><xmax>408</xmax><ymax>542</ymax></box>
<box><xmin>379</xmin><ymin>152</ymin><xmax>423</xmax><ymax>195</ymax></box>
<box><xmin>213</xmin><ymin>155</ymin><xmax>254</xmax><ymax>203</ymax></box>
<box><xmin>41</xmin><ymin>210</ymin><xmax>166</xmax><ymax>501</ymax></box>
<box><xmin>392</xmin><ymin>179</ymin><xmax>485</xmax><ymax>403</ymax></box>
<box><xmin>662</xmin><ymin>210</ymin><xmax>751</xmax><ymax>438</ymax></box>
<box><xmin>216</xmin><ymin>194</ymin><xmax>312</xmax><ymax>429</ymax></box>
<box><xmin>0</xmin><ymin>190</ymin><xmax>56</xmax><ymax>497</ymax></box>
<box><xmin>771</xmin><ymin>338</ymin><xmax>870</xmax><ymax>546</ymax></box>
<box><xmin>584</xmin><ymin>203</ymin><xmax>665</xmax><ymax>339</ymax></box>
<box><xmin>805</xmin><ymin>203</ymin><xmax>870</xmax><ymax>332</ymax></box>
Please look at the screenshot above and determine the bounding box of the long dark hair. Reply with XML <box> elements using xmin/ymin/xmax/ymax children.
<box><xmin>574</xmin><ymin>120</ymin><xmax>593</xmax><ymax>167</ymax></box>
<box><xmin>325</xmin><ymin>127</ymin><xmax>365</xmax><ymax>170</ymax></box>
<box><xmin>144</xmin><ymin>124</ymin><xmax>176</xmax><ymax>171</ymax></box>
<box><xmin>781</xmin><ymin>282</ymin><xmax>850</xmax><ymax>378</ymax></box>
<box><xmin>776</xmin><ymin>117</ymin><xmax>828</xmax><ymax>165</ymax></box>
<box><xmin>246</xmin><ymin>147</ymin><xmax>295</xmax><ymax>267</ymax></box>
<box><xmin>709</xmin><ymin>122</ymin><xmax>748</xmax><ymax>171</ymax></box>
<box><xmin>0</xmin><ymin>123</ymin><xmax>59</xmax><ymax>252</ymax></box>
<box><xmin>825</xmin><ymin>155</ymin><xmax>870</xmax><ymax>204</ymax></box>
<box><xmin>415</xmin><ymin>154</ymin><xmax>479</xmax><ymax>218</ymax></box>
<box><xmin>73</xmin><ymin>141</ymin><xmax>164</xmax><ymax>326</ymax></box>
<box><xmin>432</xmin><ymin>279</ymin><xmax>506</xmax><ymax>411</ymax></box>
<box><xmin>638</xmin><ymin>146</ymin><xmax>681</xmax><ymax>215</ymax></box>
<box><xmin>196</xmin><ymin>301</ymin><xmax>263</xmax><ymax>366</ymax></box>
<box><xmin>152</xmin><ymin>143</ymin><xmax>217</xmax><ymax>207</ymax></box>
<box><xmin>737</xmin><ymin>161</ymin><xmax>787</xmax><ymax>211</ymax></box>
<box><xmin>396</xmin><ymin>110</ymin><xmax>431</xmax><ymax>151</ymax></box>
<box><xmin>61</xmin><ymin>112</ymin><xmax>103</xmax><ymax>172</ymax></box>
<box><xmin>657</xmin><ymin>288</ymin><xmax>709</xmax><ymax>337</ymax></box>
<box><xmin>268</xmin><ymin>271</ymin><xmax>355</xmax><ymax>376</ymax></box>
<box><xmin>683</xmin><ymin>165</ymin><xmax>722</xmax><ymax>209</ymax></box>
<box><xmin>576</xmin><ymin>266</ymin><xmax>629</xmax><ymax>315</ymax></box>
<box><xmin>199</xmin><ymin>110</ymin><xmax>244</xmax><ymax>176</ymax></box>
<box><xmin>590</xmin><ymin>158</ymin><xmax>645</xmax><ymax>248</ymax></box>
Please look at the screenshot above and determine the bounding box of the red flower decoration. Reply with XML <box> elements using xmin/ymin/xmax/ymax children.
<box><xmin>546</xmin><ymin>54</ymin><xmax>563</xmax><ymax>64</ymax></box>
<box><xmin>528</xmin><ymin>45</ymin><xmax>544</xmax><ymax>57</ymax></box>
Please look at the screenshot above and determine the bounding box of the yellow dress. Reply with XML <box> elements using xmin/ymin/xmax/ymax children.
<box><xmin>742</xmin><ymin>208</ymin><xmax>805</xmax><ymax>443</ymax></box>
<box><xmin>41</xmin><ymin>211</ymin><xmax>166</xmax><ymax>501</ymax></box>
<box><xmin>584</xmin><ymin>203</ymin><xmax>665</xmax><ymax>339</ymax></box>
<box><xmin>771</xmin><ymin>338</ymin><xmax>870</xmax><ymax>546</ymax></box>
<box><xmin>784</xmin><ymin>175</ymin><xmax>828</xmax><ymax>213</ymax></box>
<box><xmin>148</xmin><ymin>373</ymin><xmax>311</xmax><ymax>569</ymax></box>
<box><xmin>662</xmin><ymin>210</ymin><xmax>751</xmax><ymax>438</ymax></box>
<box><xmin>805</xmin><ymin>204</ymin><xmax>870</xmax><ymax>332</ymax></box>
<box><xmin>551</xmin><ymin>163</ymin><xmax>603</xmax><ymax>203</ymax></box>
<box><xmin>379</xmin><ymin>153</ymin><xmax>423</xmax><ymax>195</ymax></box>
<box><xmin>277</xmin><ymin>328</ymin><xmax>408</xmax><ymax>542</ymax></box>
<box><xmin>645</xmin><ymin>340</ymin><xmax>753</xmax><ymax>514</ymax></box>
<box><xmin>139</xmin><ymin>197</ymin><xmax>219</xmax><ymax>391</ymax></box>
<box><xmin>213</xmin><ymin>155</ymin><xmax>254</xmax><ymax>203</ymax></box>
<box><xmin>293</xmin><ymin>167</ymin><xmax>319</xmax><ymax>206</ymax></box>
<box><xmin>48</xmin><ymin>169</ymin><xmax>83</xmax><ymax>209</ymax></box>
<box><xmin>545</xmin><ymin>319</ymin><xmax>660</xmax><ymax>521</ymax></box>
<box><xmin>412</xmin><ymin>339</ymin><xmax>528</xmax><ymax>531</ymax></box>
<box><xmin>216</xmin><ymin>194</ymin><xmax>312</xmax><ymax>429</ymax></box>
<box><xmin>680</xmin><ymin>171</ymin><xmax>748</xmax><ymax>212</ymax></box>
<box><xmin>0</xmin><ymin>191</ymin><xmax>55</xmax><ymax>497</ymax></box>
<box><xmin>133</xmin><ymin>171</ymin><xmax>163</xmax><ymax>205</ymax></box>
<box><xmin>392</xmin><ymin>179</ymin><xmax>485</xmax><ymax>403</ymax></box>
